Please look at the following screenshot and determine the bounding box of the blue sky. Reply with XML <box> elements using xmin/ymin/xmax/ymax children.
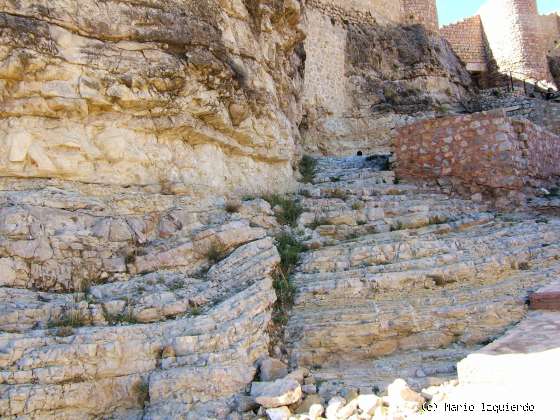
<box><xmin>437</xmin><ymin>0</ymin><xmax>559</xmax><ymax>26</ymax></box>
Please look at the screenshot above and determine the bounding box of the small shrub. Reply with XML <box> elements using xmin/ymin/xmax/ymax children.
<box><xmin>242</xmin><ymin>195</ymin><xmax>255</xmax><ymax>201</ymax></box>
<box><xmin>330</xmin><ymin>176</ymin><xmax>341</xmax><ymax>182</ymax></box>
<box><xmin>299</xmin><ymin>155</ymin><xmax>317</xmax><ymax>184</ymax></box>
<box><xmin>168</xmin><ymin>279</ymin><xmax>183</xmax><ymax>291</ymax></box>
<box><xmin>519</xmin><ymin>262</ymin><xmax>531</xmax><ymax>271</ymax></box>
<box><xmin>394</xmin><ymin>177</ymin><xmax>400</xmax><ymax>185</ymax></box>
<box><xmin>225</xmin><ymin>200</ymin><xmax>241</xmax><ymax>213</ymax></box>
<box><xmin>206</xmin><ymin>242</ymin><xmax>228</xmax><ymax>264</ymax></box>
<box><xmin>264</xmin><ymin>194</ymin><xmax>303</xmax><ymax>227</ymax></box>
<box><xmin>357</xmin><ymin>220</ymin><xmax>367</xmax><ymax>226</ymax></box>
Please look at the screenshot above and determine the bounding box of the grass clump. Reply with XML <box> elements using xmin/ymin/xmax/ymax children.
<box><xmin>390</xmin><ymin>221</ymin><xmax>405</xmax><ymax>232</ymax></box>
<box><xmin>351</xmin><ymin>201</ymin><xmax>365</xmax><ymax>210</ymax></box>
<box><xmin>307</xmin><ymin>215</ymin><xmax>330</xmax><ymax>230</ymax></box>
<box><xmin>133</xmin><ymin>380</ymin><xmax>150</xmax><ymax>407</ymax></box>
<box><xmin>264</xmin><ymin>194</ymin><xmax>303</xmax><ymax>227</ymax></box>
<box><xmin>429</xmin><ymin>215</ymin><xmax>448</xmax><ymax>225</ymax></box>
<box><xmin>206</xmin><ymin>242</ymin><xmax>228</xmax><ymax>264</ymax></box>
<box><xmin>275</xmin><ymin>232</ymin><xmax>306</xmax><ymax>277</ymax></box>
<box><xmin>103</xmin><ymin>307</ymin><xmax>139</xmax><ymax>325</ymax></box>
<box><xmin>48</xmin><ymin>309</ymin><xmax>88</xmax><ymax>329</ymax></box>
<box><xmin>190</xmin><ymin>305</ymin><xmax>202</xmax><ymax>316</ymax></box>
<box><xmin>271</xmin><ymin>231</ymin><xmax>306</xmax><ymax>325</ymax></box>
<box><xmin>225</xmin><ymin>200</ymin><xmax>241</xmax><ymax>213</ymax></box>
<box><xmin>330</xmin><ymin>189</ymin><xmax>349</xmax><ymax>200</ymax></box>
<box><xmin>299</xmin><ymin>155</ymin><xmax>317</xmax><ymax>184</ymax></box>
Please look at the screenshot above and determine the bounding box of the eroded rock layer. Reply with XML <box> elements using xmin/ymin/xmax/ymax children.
<box><xmin>0</xmin><ymin>179</ymin><xmax>281</xmax><ymax>418</ymax></box>
<box><xmin>0</xmin><ymin>0</ymin><xmax>305</xmax><ymax>195</ymax></box>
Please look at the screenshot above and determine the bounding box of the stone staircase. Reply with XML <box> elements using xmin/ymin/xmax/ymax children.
<box><xmin>285</xmin><ymin>156</ymin><xmax>560</xmax><ymax>394</ymax></box>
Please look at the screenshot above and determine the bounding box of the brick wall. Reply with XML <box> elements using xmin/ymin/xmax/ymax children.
<box><xmin>440</xmin><ymin>16</ymin><xmax>487</xmax><ymax>72</ymax></box>
<box><xmin>401</xmin><ymin>0</ymin><xmax>439</xmax><ymax>33</ymax></box>
<box><xmin>394</xmin><ymin>110</ymin><xmax>560</xmax><ymax>200</ymax></box>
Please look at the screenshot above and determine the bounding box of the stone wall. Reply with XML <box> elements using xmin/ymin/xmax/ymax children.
<box><xmin>539</xmin><ymin>12</ymin><xmax>560</xmax><ymax>57</ymax></box>
<box><xmin>479</xmin><ymin>0</ymin><xmax>555</xmax><ymax>86</ymax></box>
<box><xmin>440</xmin><ymin>17</ymin><xmax>487</xmax><ymax>72</ymax></box>
<box><xmin>394</xmin><ymin>110</ymin><xmax>560</xmax><ymax>201</ymax></box>
<box><xmin>0</xmin><ymin>0</ymin><xmax>305</xmax><ymax>196</ymax></box>
<box><xmin>401</xmin><ymin>0</ymin><xmax>440</xmax><ymax>33</ymax></box>
<box><xmin>306</xmin><ymin>0</ymin><xmax>402</xmax><ymax>25</ymax></box>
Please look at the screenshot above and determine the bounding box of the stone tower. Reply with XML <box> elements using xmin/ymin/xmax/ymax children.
<box><xmin>479</xmin><ymin>0</ymin><xmax>555</xmax><ymax>86</ymax></box>
<box><xmin>401</xmin><ymin>0</ymin><xmax>440</xmax><ymax>33</ymax></box>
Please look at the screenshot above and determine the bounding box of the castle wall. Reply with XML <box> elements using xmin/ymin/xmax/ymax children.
<box><xmin>479</xmin><ymin>0</ymin><xmax>554</xmax><ymax>86</ymax></box>
<box><xmin>306</xmin><ymin>0</ymin><xmax>402</xmax><ymax>25</ymax></box>
<box><xmin>303</xmin><ymin>7</ymin><xmax>350</xmax><ymax>116</ymax></box>
<box><xmin>539</xmin><ymin>13</ymin><xmax>560</xmax><ymax>57</ymax></box>
<box><xmin>401</xmin><ymin>0</ymin><xmax>440</xmax><ymax>33</ymax></box>
<box><xmin>440</xmin><ymin>16</ymin><xmax>487</xmax><ymax>72</ymax></box>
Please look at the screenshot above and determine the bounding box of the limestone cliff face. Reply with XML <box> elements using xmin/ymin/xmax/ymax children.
<box><xmin>302</xmin><ymin>14</ymin><xmax>474</xmax><ymax>155</ymax></box>
<box><xmin>0</xmin><ymin>0</ymin><xmax>304</xmax><ymax>195</ymax></box>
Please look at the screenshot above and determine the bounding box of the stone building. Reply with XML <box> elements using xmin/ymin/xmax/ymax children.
<box><xmin>441</xmin><ymin>0</ymin><xmax>560</xmax><ymax>89</ymax></box>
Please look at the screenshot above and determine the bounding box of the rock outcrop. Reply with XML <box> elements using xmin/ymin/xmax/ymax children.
<box><xmin>0</xmin><ymin>0</ymin><xmax>305</xmax><ymax>196</ymax></box>
<box><xmin>0</xmin><ymin>179</ymin><xmax>281</xmax><ymax>418</ymax></box>
<box><xmin>302</xmin><ymin>10</ymin><xmax>474</xmax><ymax>155</ymax></box>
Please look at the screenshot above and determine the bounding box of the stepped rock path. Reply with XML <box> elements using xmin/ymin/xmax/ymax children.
<box><xmin>285</xmin><ymin>156</ymin><xmax>560</xmax><ymax>394</ymax></box>
<box><xmin>1</xmin><ymin>156</ymin><xmax>560</xmax><ymax>418</ymax></box>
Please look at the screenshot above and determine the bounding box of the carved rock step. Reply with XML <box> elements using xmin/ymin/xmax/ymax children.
<box><xmin>297</xmin><ymin>219</ymin><xmax>559</xmax><ymax>274</ymax></box>
<box><xmin>286</xmin><ymin>260</ymin><xmax>560</xmax><ymax>369</ymax></box>
<box><xmin>311</xmin><ymin>345</ymin><xmax>478</xmax><ymax>395</ymax></box>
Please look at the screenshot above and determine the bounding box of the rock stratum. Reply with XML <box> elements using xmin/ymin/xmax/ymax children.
<box><xmin>0</xmin><ymin>0</ymin><xmax>304</xmax><ymax>195</ymax></box>
<box><xmin>0</xmin><ymin>177</ymin><xmax>281</xmax><ymax>418</ymax></box>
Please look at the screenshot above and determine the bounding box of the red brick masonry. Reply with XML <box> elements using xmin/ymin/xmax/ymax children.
<box><xmin>394</xmin><ymin>110</ymin><xmax>560</xmax><ymax>197</ymax></box>
<box><xmin>530</xmin><ymin>280</ymin><xmax>560</xmax><ymax>311</ymax></box>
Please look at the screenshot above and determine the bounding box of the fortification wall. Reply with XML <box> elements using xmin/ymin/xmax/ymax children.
<box><xmin>479</xmin><ymin>0</ymin><xmax>554</xmax><ymax>86</ymax></box>
<box><xmin>539</xmin><ymin>13</ymin><xmax>560</xmax><ymax>57</ymax></box>
<box><xmin>306</xmin><ymin>0</ymin><xmax>402</xmax><ymax>25</ymax></box>
<box><xmin>401</xmin><ymin>0</ymin><xmax>439</xmax><ymax>33</ymax></box>
<box><xmin>303</xmin><ymin>7</ymin><xmax>350</xmax><ymax>116</ymax></box>
<box><xmin>440</xmin><ymin>16</ymin><xmax>487</xmax><ymax>72</ymax></box>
